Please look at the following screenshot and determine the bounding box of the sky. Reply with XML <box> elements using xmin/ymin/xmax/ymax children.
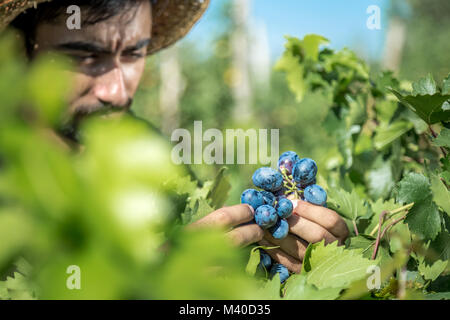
<box><xmin>182</xmin><ymin>0</ymin><xmax>392</xmax><ymax>63</ymax></box>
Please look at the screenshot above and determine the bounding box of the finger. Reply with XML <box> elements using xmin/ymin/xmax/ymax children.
<box><xmin>258</xmin><ymin>239</ymin><xmax>302</xmax><ymax>273</ymax></box>
<box><xmin>287</xmin><ymin>213</ymin><xmax>339</xmax><ymax>244</ymax></box>
<box><xmin>226</xmin><ymin>223</ymin><xmax>264</xmax><ymax>247</ymax></box>
<box><xmin>189</xmin><ymin>204</ymin><xmax>255</xmax><ymax>229</ymax></box>
<box><xmin>291</xmin><ymin>199</ymin><xmax>349</xmax><ymax>240</ymax></box>
<box><xmin>263</xmin><ymin>231</ymin><xmax>309</xmax><ymax>261</ymax></box>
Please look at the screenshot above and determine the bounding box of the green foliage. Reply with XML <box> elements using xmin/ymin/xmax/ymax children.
<box><xmin>0</xmin><ymin>22</ymin><xmax>449</xmax><ymax>300</ymax></box>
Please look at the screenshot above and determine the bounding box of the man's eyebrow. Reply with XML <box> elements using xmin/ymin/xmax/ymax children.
<box><xmin>55</xmin><ymin>42</ymin><xmax>111</xmax><ymax>54</ymax></box>
<box><xmin>123</xmin><ymin>38</ymin><xmax>152</xmax><ymax>52</ymax></box>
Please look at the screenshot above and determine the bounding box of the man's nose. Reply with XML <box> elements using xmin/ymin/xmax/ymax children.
<box><xmin>93</xmin><ymin>67</ymin><xmax>130</xmax><ymax>108</ymax></box>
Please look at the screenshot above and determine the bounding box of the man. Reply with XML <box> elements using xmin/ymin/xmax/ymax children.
<box><xmin>2</xmin><ymin>0</ymin><xmax>348</xmax><ymax>273</ymax></box>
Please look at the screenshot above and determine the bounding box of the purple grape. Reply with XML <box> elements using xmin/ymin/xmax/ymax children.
<box><xmin>278</xmin><ymin>151</ymin><xmax>300</xmax><ymax>175</ymax></box>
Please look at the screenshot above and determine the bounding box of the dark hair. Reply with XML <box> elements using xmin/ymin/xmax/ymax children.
<box><xmin>10</xmin><ymin>0</ymin><xmax>148</xmax><ymax>56</ymax></box>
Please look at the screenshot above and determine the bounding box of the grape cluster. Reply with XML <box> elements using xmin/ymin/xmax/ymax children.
<box><xmin>241</xmin><ymin>151</ymin><xmax>328</xmax><ymax>283</ymax></box>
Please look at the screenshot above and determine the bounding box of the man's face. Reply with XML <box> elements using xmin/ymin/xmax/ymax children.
<box><xmin>32</xmin><ymin>1</ymin><xmax>152</xmax><ymax>126</ymax></box>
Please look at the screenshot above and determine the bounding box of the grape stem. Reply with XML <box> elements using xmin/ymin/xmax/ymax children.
<box><xmin>280</xmin><ymin>168</ymin><xmax>301</xmax><ymax>199</ymax></box>
<box><xmin>371</xmin><ymin>212</ymin><xmax>409</xmax><ymax>260</ymax></box>
<box><xmin>369</xmin><ymin>203</ymin><xmax>414</xmax><ymax>237</ymax></box>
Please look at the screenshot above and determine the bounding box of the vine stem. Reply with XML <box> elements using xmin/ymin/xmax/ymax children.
<box><xmin>371</xmin><ymin>211</ymin><xmax>388</xmax><ymax>260</ymax></box>
<box><xmin>369</xmin><ymin>203</ymin><xmax>415</xmax><ymax>237</ymax></box>
<box><xmin>371</xmin><ymin>213</ymin><xmax>409</xmax><ymax>260</ymax></box>
<box><xmin>352</xmin><ymin>220</ymin><xmax>359</xmax><ymax>236</ymax></box>
<box><xmin>429</xmin><ymin>125</ymin><xmax>448</xmax><ymax>157</ymax></box>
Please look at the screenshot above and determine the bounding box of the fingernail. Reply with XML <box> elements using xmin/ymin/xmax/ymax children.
<box><xmin>247</xmin><ymin>204</ymin><xmax>255</xmax><ymax>215</ymax></box>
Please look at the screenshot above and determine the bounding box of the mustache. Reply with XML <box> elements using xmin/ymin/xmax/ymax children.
<box><xmin>74</xmin><ymin>99</ymin><xmax>133</xmax><ymax>118</ymax></box>
<box><xmin>58</xmin><ymin>99</ymin><xmax>134</xmax><ymax>142</ymax></box>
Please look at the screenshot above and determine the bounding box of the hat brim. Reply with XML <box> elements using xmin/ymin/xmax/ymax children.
<box><xmin>0</xmin><ymin>0</ymin><xmax>210</xmax><ymax>55</ymax></box>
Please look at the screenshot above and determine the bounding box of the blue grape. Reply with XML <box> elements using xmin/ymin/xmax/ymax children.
<box><xmin>254</xmin><ymin>205</ymin><xmax>278</xmax><ymax>229</ymax></box>
<box><xmin>292</xmin><ymin>158</ymin><xmax>317</xmax><ymax>185</ymax></box>
<box><xmin>252</xmin><ymin>167</ymin><xmax>283</xmax><ymax>192</ymax></box>
<box><xmin>270</xmin><ymin>263</ymin><xmax>290</xmax><ymax>283</ymax></box>
<box><xmin>304</xmin><ymin>184</ymin><xmax>327</xmax><ymax>207</ymax></box>
<box><xmin>297</xmin><ymin>178</ymin><xmax>316</xmax><ymax>190</ymax></box>
<box><xmin>276</xmin><ymin>198</ymin><xmax>293</xmax><ymax>219</ymax></box>
<box><xmin>278</xmin><ymin>151</ymin><xmax>300</xmax><ymax>175</ymax></box>
<box><xmin>259</xmin><ymin>251</ymin><xmax>272</xmax><ymax>270</ymax></box>
<box><xmin>260</xmin><ymin>190</ymin><xmax>276</xmax><ymax>207</ymax></box>
<box><xmin>240</xmin><ymin>189</ymin><xmax>264</xmax><ymax>210</ymax></box>
<box><xmin>269</xmin><ymin>218</ymin><xmax>289</xmax><ymax>239</ymax></box>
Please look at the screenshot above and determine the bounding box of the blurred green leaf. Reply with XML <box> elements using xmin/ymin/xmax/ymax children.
<box><xmin>284</xmin><ymin>274</ymin><xmax>341</xmax><ymax>300</ymax></box>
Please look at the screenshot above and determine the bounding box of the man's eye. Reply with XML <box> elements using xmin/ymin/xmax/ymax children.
<box><xmin>123</xmin><ymin>51</ymin><xmax>145</xmax><ymax>59</ymax></box>
<box><xmin>71</xmin><ymin>54</ymin><xmax>98</xmax><ymax>64</ymax></box>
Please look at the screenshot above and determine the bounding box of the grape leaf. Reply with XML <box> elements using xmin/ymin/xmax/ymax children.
<box><xmin>305</xmin><ymin>241</ymin><xmax>375</xmax><ymax>289</ymax></box>
<box><xmin>396</xmin><ymin>173</ymin><xmax>442</xmax><ymax>240</ymax></box>
<box><xmin>390</xmin><ymin>90</ymin><xmax>450</xmax><ymax>125</ymax></box>
<box><xmin>366</xmin><ymin>156</ymin><xmax>395</xmax><ymax>200</ymax></box>
<box><xmin>418</xmin><ymin>260</ymin><xmax>448</xmax><ymax>281</ymax></box>
<box><xmin>327</xmin><ymin>188</ymin><xmax>370</xmax><ymax>221</ymax></box>
<box><xmin>301</xmin><ymin>34</ymin><xmax>329</xmax><ymax>61</ymax></box>
<box><xmin>284</xmin><ymin>274</ymin><xmax>341</xmax><ymax>300</ymax></box>
<box><xmin>373</xmin><ymin>121</ymin><xmax>413</xmax><ymax>150</ymax></box>
<box><xmin>255</xmin><ymin>275</ymin><xmax>281</xmax><ymax>300</ymax></box>
<box><xmin>430</xmin><ymin>173</ymin><xmax>450</xmax><ymax>215</ymax></box>
<box><xmin>275</xmin><ymin>39</ymin><xmax>306</xmax><ymax>102</ymax></box>
<box><xmin>433</xmin><ymin>128</ymin><xmax>450</xmax><ymax>149</ymax></box>
<box><xmin>412</xmin><ymin>74</ymin><xmax>437</xmax><ymax>96</ymax></box>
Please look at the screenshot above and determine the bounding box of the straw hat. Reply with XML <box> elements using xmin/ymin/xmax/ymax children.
<box><xmin>0</xmin><ymin>0</ymin><xmax>210</xmax><ymax>54</ymax></box>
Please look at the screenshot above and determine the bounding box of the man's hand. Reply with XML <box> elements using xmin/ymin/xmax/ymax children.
<box><xmin>188</xmin><ymin>204</ymin><xmax>264</xmax><ymax>247</ymax></box>
<box><xmin>259</xmin><ymin>199</ymin><xmax>349</xmax><ymax>273</ymax></box>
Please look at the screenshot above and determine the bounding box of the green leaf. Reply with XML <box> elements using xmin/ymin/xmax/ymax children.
<box><xmin>255</xmin><ymin>275</ymin><xmax>281</xmax><ymax>300</ymax></box>
<box><xmin>430</xmin><ymin>173</ymin><xmax>450</xmax><ymax>215</ymax></box>
<box><xmin>305</xmin><ymin>241</ymin><xmax>376</xmax><ymax>289</ymax></box>
<box><xmin>374</xmin><ymin>121</ymin><xmax>413</xmax><ymax>150</ymax></box>
<box><xmin>207</xmin><ymin>167</ymin><xmax>231</xmax><ymax>209</ymax></box>
<box><xmin>366</xmin><ymin>156</ymin><xmax>395</xmax><ymax>200</ymax></box>
<box><xmin>284</xmin><ymin>274</ymin><xmax>341</xmax><ymax>300</ymax></box>
<box><xmin>245</xmin><ymin>248</ymin><xmax>261</xmax><ymax>276</ymax></box>
<box><xmin>425</xmin><ymin>292</ymin><xmax>450</xmax><ymax>300</ymax></box>
<box><xmin>327</xmin><ymin>188</ymin><xmax>370</xmax><ymax>221</ymax></box>
<box><xmin>412</xmin><ymin>74</ymin><xmax>437</xmax><ymax>95</ymax></box>
<box><xmin>302</xmin><ymin>34</ymin><xmax>329</xmax><ymax>61</ymax></box>
<box><xmin>397</xmin><ymin>173</ymin><xmax>442</xmax><ymax>240</ymax></box>
<box><xmin>442</xmin><ymin>73</ymin><xmax>450</xmax><ymax>95</ymax></box>
<box><xmin>434</xmin><ymin>128</ymin><xmax>450</xmax><ymax>149</ymax></box>
<box><xmin>418</xmin><ymin>260</ymin><xmax>448</xmax><ymax>281</ymax></box>
<box><xmin>391</xmin><ymin>89</ymin><xmax>450</xmax><ymax>125</ymax></box>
